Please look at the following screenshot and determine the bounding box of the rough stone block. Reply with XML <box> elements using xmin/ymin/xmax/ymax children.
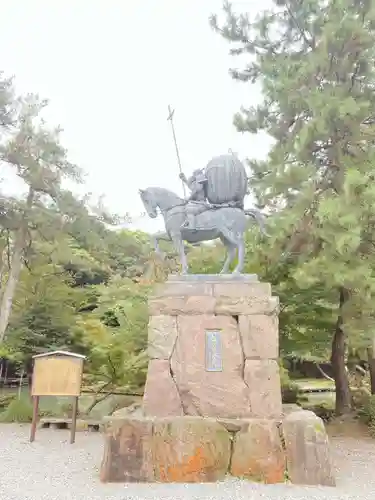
<box><xmin>215</xmin><ymin>295</ymin><xmax>279</xmax><ymax>316</ymax></box>
<box><xmin>239</xmin><ymin>314</ymin><xmax>279</xmax><ymax>359</ymax></box>
<box><xmin>231</xmin><ymin>419</ymin><xmax>286</xmax><ymax>483</ymax></box>
<box><xmin>213</xmin><ymin>282</ymin><xmax>271</xmax><ymax>298</ymax></box>
<box><xmin>244</xmin><ymin>359</ymin><xmax>282</xmax><ymax>418</ymax></box>
<box><xmin>216</xmin><ymin>417</ymin><xmax>252</xmax><ymax>433</ymax></box>
<box><xmin>170</xmin><ymin>314</ymin><xmax>251</xmax><ymax>418</ymax></box>
<box><xmin>167</xmin><ymin>273</ymin><xmax>258</xmax><ymax>282</ymax></box>
<box><xmin>100</xmin><ymin>416</ymin><xmax>231</xmax><ymax>483</ymax></box>
<box><xmin>147</xmin><ymin>315</ymin><xmax>177</xmax><ymax>359</ymax></box>
<box><xmin>148</xmin><ymin>295</ymin><xmax>216</xmax><ymax>316</ymax></box>
<box><xmin>152</xmin><ymin>282</ymin><xmax>213</xmax><ymax>297</ymax></box>
<box><xmin>143</xmin><ymin>360</ymin><xmax>183</xmax><ymax>417</ymax></box>
<box><xmin>100</xmin><ymin>418</ymin><xmax>154</xmax><ymax>482</ymax></box>
<box><xmin>282</xmin><ymin>403</ymin><xmax>301</xmax><ymax>417</ymax></box>
<box><xmin>152</xmin><ymin>417</ymin><xmax>231</xmax><ymax>482</ymax></box>
<box><xmin>282</xmin><ymin>410</ymin><xmax>336</xmax><ymax>486</ymax></box>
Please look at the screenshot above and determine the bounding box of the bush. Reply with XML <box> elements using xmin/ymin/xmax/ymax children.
<box><xmin>58</xmin><ymin>402</ymin><xmax>75</xmax><ymax>418</ymax></box>
<box><xmin>0</xmin><ymin>393</ymin><xmax>16</xmax><ymax>411</ymax></box>
<box><xmin>280</xmin><ymin>362</ymin><xmax>301</xmax><ymax>404</ymax></box>
<box><xmin>0</xmin><ymin>395</ymin><xmax>55</xmax><ymax>422</ymax></box>
<box><xmin>281</xmin><ymin>384</ymin><xmax>300</xmax><ymax>403</ymax></box>
<box><xmin>351</xmin><ymin>387</ymin><xmax>371</xmax><ymax>411</ymax></box>
<box><xmin>0</xmin><ymin>397</ymin><xmax>33</xmax><ymax>423</ymax></box>
<box><xmin>358</xmin><ymin>394</ymin><xmax>375</xmax><ymax>436</ymax></box>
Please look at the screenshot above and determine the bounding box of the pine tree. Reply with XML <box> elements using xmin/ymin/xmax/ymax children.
<box><xmin>212</xmin><ymin>0</ymin><xmax>375</xmax><ymax>414</ymax></box>
<box><xmin>0</xmin><ymin>93</ymin><xmax>82</xmax><ymax>342</ymax></box>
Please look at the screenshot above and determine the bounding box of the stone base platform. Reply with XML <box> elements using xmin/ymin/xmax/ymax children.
<box><xmin>100</xmin><ymin>410</ymin><xmax>336</xmax><ymax>486</ymax></box>
<box><xmin>145</xmin><ymin>273</ymin><xmax>282</xmax><ymax>420</ymax></box>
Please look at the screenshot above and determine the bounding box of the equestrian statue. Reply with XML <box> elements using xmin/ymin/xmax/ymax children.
<box><xmin>139</xmin><ymin>153</ymin><xmax>267</xmax><ymax>274</ymax></box>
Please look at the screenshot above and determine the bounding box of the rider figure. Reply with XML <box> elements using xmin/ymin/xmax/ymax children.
<box><xmin>179</xmin><ymin>168</ymin><xmax>207</xmax><ymax>230</ymax></box>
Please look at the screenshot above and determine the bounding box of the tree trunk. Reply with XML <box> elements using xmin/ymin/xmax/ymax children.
<box><xmin>4</xmin><ymin>361</ymin><xmax>8</xmax><ymax>386</ymax></box>
<box><xmin>0</xmin><ymin>237</ymin><xmax>24</xmax><ymax>342</ymax></box>
<box><xmin>0</xmin><ymin>189</ymin><xmax>34</xmax><ymax>343</ymax></box>
<box><xmin>367</xmin><ymin>339</ymin><xmax>375</xmax><ymax>394</ymax></box>
<box><xmin>18</xmin><ymin>368</ymin><xmax>24</xmax><ymax>400</ymax></box>
<box><xmin>331</xmin><ymin>287</ymin><xmax>352</xmax><ymax>416</ymax></box>
<box><xmin>0</xmin><ymin>243</ymin><xmax>8</xmax><ymax>295</ymax></box>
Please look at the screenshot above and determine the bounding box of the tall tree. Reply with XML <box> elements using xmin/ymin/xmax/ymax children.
<box><xmin>212</xmin><ymin>0</ymin><xmax>375</xmax><ymax>414</ymax></box>
<box><xmin>0</xmin><ymin>72</ymin><xmax>16</xmax><ymax>131</ymax></box>
<box><xmin>0</xmin><ymin>93</ymin><xmax>82</xmax><ymax>341</ymax></box>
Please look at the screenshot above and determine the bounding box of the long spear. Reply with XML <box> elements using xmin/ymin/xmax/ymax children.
<box><xmin>167</xmin><ymin>105</ymin><xmax>186</xmax><ymax>197</ymax></box>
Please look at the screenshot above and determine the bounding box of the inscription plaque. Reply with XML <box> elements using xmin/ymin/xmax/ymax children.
<box><xmin>205</xmin><ymin>330</ymin><xmax>223</xmax><ymax>372</ymax></box>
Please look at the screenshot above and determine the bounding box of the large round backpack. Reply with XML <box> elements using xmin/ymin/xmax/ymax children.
<box><xmin>204</xmin><ymin>154</ymin><xmax>248</xmax><ymax>205</ymax></box>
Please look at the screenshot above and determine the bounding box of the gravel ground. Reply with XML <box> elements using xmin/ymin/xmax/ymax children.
<box><xmin>0</xmin><ymin>424</ymin><xmax>374</xmax><ymax>500</ymax></box>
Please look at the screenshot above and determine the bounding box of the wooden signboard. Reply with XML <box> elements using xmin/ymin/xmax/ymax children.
<box><xmin>30</xmin><ymin>351</ymin><xmax>85</xmax><ymax>444</ymax></box>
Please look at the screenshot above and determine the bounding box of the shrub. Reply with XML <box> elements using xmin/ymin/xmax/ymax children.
<box><xmin>58</xmin><ymin>402</ymin><xmax>75</xmax><ymax>418</ymax></box>
<box><xmin>0</xmin><ymin>393</ymin><xmax>16</xmax><ymax>411</ymax></box>
<box><xmin>281</xmin><ymin>383</ymin><xmax>300</xmax><ymax>404</ymax></box>
<box><xmin>280</xmin><ymin>362</ymin><xmax>301</xmax><ymax>404</ymax></box>
<box><xmin>351</xmin><ymin>387</ymin><xmax>371</xmax><ymax>411</ymax></box>
<box><xmin>0</xmin><ymin>397</ymin><xmax>33</xmax><ymax>423</ymax></box>
<box><xmin>0</xmin><ymin>396</ymin><xmax>55</xmax><ymax>422</ymax></box>
<box><xmin>358</xmin><ymin>394</ymin><xmax>375</xmax><ymax>436</ymax></box>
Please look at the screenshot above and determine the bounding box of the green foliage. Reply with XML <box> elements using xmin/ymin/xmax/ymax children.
<box><xmin>358</xmin><ymin>395</ymin><xmax>375</xmax><ymax>435</ymax></box>
<box><xmin>279</xmin><ymin>362</ymin><xmax>302</xmax><ymax>403</ymax></box>
<box><xmin>243</xmin><ymin>232</ymin><xmax>335</xmax><ymax>359</ymax></box>
<box><xmin>75</xmin><ymin>276</ymin><xmax>151</xmax><ymax>398</ymax></box>
<box><xmin>0</xmin><ymin>397</ymin><xmax>33</xmax><ymax>423</ymax></box>
<box><xmin>212</xmin><ymin>0</ymin><xmax>375</xmax><ymax>416</ymax></box>
<box><xmin>0</xmin><ymin>71</ymin><xmax>159</xmax><ymax>402</ymax></box>
<box><xmin>213</xmin><ymin>0</ymin><xmax>375</xmax><ymax>340</ymax></box>
<box><xmin>0</xmin><ymin>393</ymin><xmax>16</xmax><ymax>411</ymax></box>
<box><xmin>188</xmin><ymin>244</ymin><xmax>225</xmax><ymax>274</ymax></box>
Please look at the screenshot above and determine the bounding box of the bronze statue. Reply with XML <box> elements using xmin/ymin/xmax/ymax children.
<box><xmin>179</xmin><ymin>169</ymin><xmax>207</xmax><ymax>230</ymax></box>
<box><xmin>139</xmin><ymin>154</ymin><xmax>267</xmax><ymax>274</ymax></box>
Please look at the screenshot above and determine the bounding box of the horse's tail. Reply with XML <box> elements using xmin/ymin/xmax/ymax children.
<box><xmin>244</xmin><ymin>209</ymin><xmax>269</xmax><ymax>237</ymax></box>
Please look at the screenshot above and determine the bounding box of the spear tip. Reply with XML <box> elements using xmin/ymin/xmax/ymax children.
<box><xmin>167</xmin><ymin>104</ymin><xmax>175</xmax><ymax>119</ymax></box>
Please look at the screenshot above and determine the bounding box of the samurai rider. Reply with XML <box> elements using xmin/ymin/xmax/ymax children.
<box><xmin>179</xmin><ymin>168</ymin><xmax>209</xmax><ymax>230</ymax></box>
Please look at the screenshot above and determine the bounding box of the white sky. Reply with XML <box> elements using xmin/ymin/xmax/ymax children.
<box><xmin>0</xmin><ymin>0</ymin><xmax>273</xmax><ymax>232</ymax></box>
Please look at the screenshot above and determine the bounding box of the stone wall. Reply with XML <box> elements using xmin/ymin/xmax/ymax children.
<box><xmin>143</xmin><ymin>274</ymin><xmax>282</xmax><ymax>419</ymax></box>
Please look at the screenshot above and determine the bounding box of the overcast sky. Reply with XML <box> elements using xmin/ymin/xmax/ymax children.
<box><xmin>1</xmin><ymin>0</ymin><xmax>273</xmax><ymax>232</ymax></box>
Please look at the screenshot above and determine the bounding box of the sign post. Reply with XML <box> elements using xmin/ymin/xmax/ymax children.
<box><xmin>30</xmin><ymin>350</ymin><xmax>86</xmax><ymax>444</ymax></box>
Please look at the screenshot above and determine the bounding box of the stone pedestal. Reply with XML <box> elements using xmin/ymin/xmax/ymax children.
<box><xmin>100</xmin><ymin>275</ymin><xmax>335</xmax><ymax>487</ymax></box>
<box><xmin>144</xmin><ymin>274</ymin><xmax>282</xmax><ymax>419</ymax></box>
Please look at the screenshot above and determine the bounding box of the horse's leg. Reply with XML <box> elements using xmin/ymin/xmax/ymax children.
<box><xmin>152</xmin><ymin>231</ymin><xmax>171</xmax><ymax>260</ymax></box>
<box><xmin>219</xmin><ymin>236</ymin><xmax>236</xmax><ymax>274</ymax></box>
<box><xmin>233</xmin><ymin>235</ymin><xmax>245</xmax><ymax>274</ymax></box>
<box><xmin>171</xmin><ymin>232</ymin><xmax>188</xmax><ymax>274</ymax></box>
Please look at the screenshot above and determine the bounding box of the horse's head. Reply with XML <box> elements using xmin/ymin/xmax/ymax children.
<box><xmin>139</xmin><ymin>188</ymin><xmax>158</xmax><ymax>218</ymax></box>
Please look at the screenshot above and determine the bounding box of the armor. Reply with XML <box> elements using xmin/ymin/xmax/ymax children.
<box><xmin>179</xmin><ymin>169</ymin><xmax>207</xmax><ymax>229</ymax></box>
<box><xmin>185</xmin><ymin>169</ymin><xmax>207</xmax><ymax>202</ymax></box>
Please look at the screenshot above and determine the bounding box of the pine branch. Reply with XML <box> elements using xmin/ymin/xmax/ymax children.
<box><xmin>285</xmin><ymin>1</ymin><xmax>316</xmax><ymax>49</ymax></box>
